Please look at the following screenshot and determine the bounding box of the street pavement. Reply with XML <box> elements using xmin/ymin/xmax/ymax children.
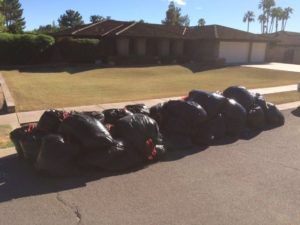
<box><xmin>1</xmin><ymin>109</ymin><xmax>300</xmax><ymax>225</ymax></box>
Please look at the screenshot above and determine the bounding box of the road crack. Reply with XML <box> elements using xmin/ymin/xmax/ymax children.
<box><xmin>56</xmin><ymin>192</ymin><xmax>83</xmax><ymax>224</ymax></box>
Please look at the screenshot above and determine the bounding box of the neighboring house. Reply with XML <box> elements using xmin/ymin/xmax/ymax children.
<box><xmin>53</xmin><ymin>20</ymin><xmax>269</xmax><ymax>65</ymax></box>
<box><xmin>265</xmin><ymin>31</ymin><xmax>300</xmax><ymax>64</ymax></box>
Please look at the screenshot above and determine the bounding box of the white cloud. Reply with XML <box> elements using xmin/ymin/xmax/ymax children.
<box><xmin>169</xmin><ymin>0</ymin><xmax>187</xmax><ymax>6</ymax></box>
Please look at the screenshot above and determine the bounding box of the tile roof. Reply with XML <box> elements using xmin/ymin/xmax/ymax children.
<box><xmin>263</xmin><ymin>31</ymin><xmax>300</xmax><ymax>46</ymax></box>
<box><xmin>52</xmin><ymin>20</ymin><xmax>268</xmax><ymax>42</ymax></box>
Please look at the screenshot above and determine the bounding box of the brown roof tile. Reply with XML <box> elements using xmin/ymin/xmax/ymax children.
<box><xmin>52</xmin><ymin>20</ymin><xmax>269</xmax><ymax>42</ymax></box>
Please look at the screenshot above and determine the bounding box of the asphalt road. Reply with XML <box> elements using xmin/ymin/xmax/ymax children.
<box><xmin>1</xmin><ymin>109</ymin><xmax>300</xmax><ymax>225</ymax></box>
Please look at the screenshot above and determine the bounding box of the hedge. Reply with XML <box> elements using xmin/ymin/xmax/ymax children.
<box><xmin>0</xmin><ymin>33</ymin><xmax>55</xmax><ymax>65</ymax></box>
<box><xmin>57</xmin><ymin>38</ymin><xmax>103</xmax><ymax>63</ymax></box>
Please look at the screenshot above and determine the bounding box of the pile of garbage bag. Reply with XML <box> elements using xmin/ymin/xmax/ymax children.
<box><xmin>10</xmin><ymin>86</ymin><xmax>285</xmax><ymax>177</ymax></box>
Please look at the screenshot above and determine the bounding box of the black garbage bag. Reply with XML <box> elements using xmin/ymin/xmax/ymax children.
<box><xmin>265</xmin><ymin>103</ymin><xmax>285</xmax><ymax>127</ymax></box>
<box><xmin>10</xmin><ymin>125</ymin><xmax>45</xmax><ymax>163</ymax></box>
<box><xmin>35</xmin><ymin>134</ymin><xmax>80</xmax><ymax>177</ymax></box>
<box><xmin>125</xmin><ymin>104</ymin><xmax>150</xmax><ymax>115</ymax></box>
<box><xmin>83</xmin><ymin>111</ymin><xmax>105</xmax><ymax>123</ymax></box>
<box><xmin>112</xmin><ymin>114</ymin><xmax>163</xmax><ymax>161</ymax></box>
<box><xmin>247</xmin><ymin>105</ymin><xmax>265</xmax><ymax>130</ymax></box>
<box><xmin>163</xmin><ymin>133</ymin><xmax>194</xmax><ymax>151</ymax></box>
<box><xmin>186</xmin><ymin>90</ymin><xmax>227</xmax><ymax>118</ymax></box>
<box><xmin>103</xmin><ymin>108</ymin><xmax>133</xmax><ymax>125</ymax></box>
<box><xmin>10</xmin><ymin>126</ymin><xmax>26</xmax><ymax>158</ymax></box>
<box><xmin>161</xmin><ymin>100</ymin><xmax>207</xmax><ymax>137</ymax></box>
<box><xmin>80</xmin><ymin>139</ymin><xmax>166</xmax><ymax>172</ymax></box>
<box><xmin>222</xmin><ymin>99</ymin><xmax>247</xmax><ymax>137</ymax></box>
<box><xmin>193</xmin><ymin>113</ymin><xmax>226</xmax><ymax>145</ymax></box>
<box><xmin>37</xmin><ymin>109</ymin><xmax>64</xmax><ymax>133</ymax></box>
<box><xmin>149</xmin><ymin>103</ymin><xmax>164</xmax><ymax>127</ymax></box>
<box><xmin>252</xmin><ymin>92</ymin><xmax>268</xmax><ymax>113</ymax></box>
<box><xmin>59</xmin><ymin>113</ymin><xmax>114</xmax><ymax>150</ymax></box>
<box><xmin>223</xmin><ymin>86</ymin><xmax>255</xmax><ymax>111</ymax></box>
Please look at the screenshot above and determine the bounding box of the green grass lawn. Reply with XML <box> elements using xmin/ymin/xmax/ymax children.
<box><xmin>0</xmin><ymin>125</ymin><xmax>13</xmax><ymax>149</ymax></box>
<box><xmin>2</xmin><ymin>65</ymin><xmax>300</xmax><ymax>112</ymax></box>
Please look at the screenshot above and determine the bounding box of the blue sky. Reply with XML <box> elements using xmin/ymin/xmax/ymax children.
<box><xmin>20</xmin><ymin>0</ymin><xmax>299</xmax><ymax>33</ymax></box>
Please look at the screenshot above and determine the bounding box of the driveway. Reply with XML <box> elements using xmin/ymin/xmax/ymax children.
<box><xmin>1</xmin><ymin>109</ymin><xmax>300</xmax><ymax>225</ymax></box>
<box><xmin>243</xmin><ymin>62</ymin><xmax>300</xmax><ymax>73</ymax></box>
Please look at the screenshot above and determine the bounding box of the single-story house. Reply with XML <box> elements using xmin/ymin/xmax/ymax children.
<box><xmin>264</xmin><ymin>31</ymin><xmax>300</xmax><ymax>64</ymax></box>
<box><xmin>53</xmin><ymin>20</ymin><xmax>269</xmax><ymax>65</ymax></box>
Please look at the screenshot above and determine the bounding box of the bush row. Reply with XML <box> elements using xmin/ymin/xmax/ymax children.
<box><xmin>0</xmin><ymin>33</ymin><xmax>55</xmax><ymax>65</ymax></box>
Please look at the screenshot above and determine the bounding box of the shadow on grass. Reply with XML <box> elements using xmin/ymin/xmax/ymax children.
<box><xmin>0</xmin><ymin>63</ymin><xmax>227</xmax><ymax>75</ymax></box>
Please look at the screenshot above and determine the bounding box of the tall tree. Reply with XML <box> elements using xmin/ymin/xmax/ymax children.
<box><xmin>90</xmin><ymin>15</ymin><xmax>104</xmax><ymax>23</ymax></box>
<box><xmin>34</xmin><ymin>21</ymin><xmax>59</xmax><ymax>34</ymax></box>
<box><xmin>258</xmin><ymin>0</ymin><xmax>275</xmax><ymax>33</ymax></box>
<box><xmin>258</xmin><ymin>14</ymin><xmax>267</xmax><ymax>33</ymax></box>
<box><xmin>161</xmin><ymin>1</ymin><xmax>189</xmax><ymax>26</ymax></box>
<box><xmin>269</xmin><ymin>7</ymin><xmax>283</xmax><ymax>32</ymax></box>
<box><xmin>243</xmin><ymin>11</ymin><xmax>255</xmax><ymax>32</ymax></box>
<box><xmin>282</xmin><ymin>7</ymin><xmax>293</xmax><ymax>31</ymax></box>
<box><xmin>198</xmin><ymin>18</ymin><xmax>206</xmax><ymax>26</ymax></box>
<box><xmin>0</xmin><ymin>0</ymin><xmax>5</xmax><ymax>31</ymax></box>
<box><xmin>1</xmin><ymin>0</ymin><xmax>25</xmax><ymax>33</ymax></box>
<box><xmin>58</xmin><ymin>9</ymin><xmax>84</xmax><ymax>29</ymax></box>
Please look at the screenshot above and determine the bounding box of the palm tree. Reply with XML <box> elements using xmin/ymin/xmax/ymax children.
<box><xmin>243</xmin><ymin>11</ymin><xmax>255</xmax><ymax>32</ymax></box>
<box><xmin>198</xmin><ymin>18</ymin><xmax>206</xmax><ymax>26</ymax></box>
<box><xmin>258</xmin><ymin>14</ymin><xmax>267</xmax><ymax>33</ymax></box>
<box><xmin>269</xmin><ymin>7</ymin><xmax>283</xmax><ymax>33</ymax></box>
<box><xmin>282</xmin><ymin>7</ymin><xmax>293</xmax><ymax>31</ymax></box>
<box><xmin>258</xmin><ymin>0</ymin><xmax>275</xmax><ymax>33</ymax></box>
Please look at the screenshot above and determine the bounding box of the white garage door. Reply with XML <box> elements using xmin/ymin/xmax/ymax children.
<box><xmin>219</xmin><ymin>41</ymin><xmax>250</xmax><ymax>64</ymax></box>
<box><xmin>250</xmin><ymin>43</ymin><xmax>267</xmax><ymax>63</ymax></box>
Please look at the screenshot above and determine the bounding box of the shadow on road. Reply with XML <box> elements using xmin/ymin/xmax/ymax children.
<box><xmin>0</xmin><ymin>128</ymin><xmax>268</xmax><ymax>203</ymax></box>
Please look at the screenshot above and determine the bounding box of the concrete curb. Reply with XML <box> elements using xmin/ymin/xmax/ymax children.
<box><xmin>0</xmin><ymin>73</ymin><xmax>16</xmax><ymax>113</ymax></box>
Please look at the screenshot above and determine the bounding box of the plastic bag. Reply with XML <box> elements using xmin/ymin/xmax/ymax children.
<box><xmin>149</xmin><ymin>103</ymin><xmax>164</xmax><ymax>127</ymax></box>
<box><xmin>193</xmin><ymin>113</ymin><xmax>226</xmax><ymax>145</ymax></box>
<box><xmin>247</xmin><ymin>105</ymin><xmax>265</xmax><ymax>130</ymax></box>
<box><xmin>59</xmin><ymin>113</ymin><xmax>114</xmax><ymax>150</ymax></box>
<box><xmin>103</xmin><ymin>108</ymin><xmax>133</xmax><ymax>125</ymax></box>
<box><xmin>37</xmin><ymin>109</ymin><xmax>64</xmax><ymax>133</ymax></box>
<box><xmin>113</xmin><ymin>114</ymin><xmax>162</xmax><ymax>161</ymax></box>
<box><xmin>265</xmin><ymin>103</ymin><xmax>285</xmax><ymax>126</ymax></box>
<box><xmin>125</xmin><ymin>104</ymin><xmax>150</xmax><ymax>115</ymax></box>
<box><xmin>161</xmin><ymin>100</ymin><xmax>207</xmax><ymax>136</ymax></box>
<box><xmin>222</xmin><ymin>99</ymin><xmax>247</xmax><ymax>137</ymax></box>
<box><xmin>186</xmin><ymin>90</ymin><xmax>227</xmax><ymax>118</ymax></box>
<box><xmin>35</xmin><ymin>134</ymin><xmax>80</xmax><ymax>177</ymax></box>
<box><xmin>223</xmin><ymin>86</ymin><xmax>254</xmax><ymax>111</ymax></box>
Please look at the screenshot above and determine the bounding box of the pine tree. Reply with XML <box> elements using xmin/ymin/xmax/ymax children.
<box><xmin>58</xmin><ymin>9</ymin><xmax>84</xmax><ymax>29</ymax></box>
<box><xmin>161</xmin><ymin>1</ymin><xmax>189</xmax><ymax>26</ymax></box>
<box><xmin>1</xmin><ymin>0</ymin><xmax>26</xmax><ymax>33</ymax></box>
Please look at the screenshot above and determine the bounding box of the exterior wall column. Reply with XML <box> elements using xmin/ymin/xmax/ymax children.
<box><xmin>135</xmin><ymin>38</ymin><xmax>146</xmax><ymax>56</ymax></box>
<box><xmin>116</xmin><ymin>37</ymin><xmax>130</xmax><ymax>56</ymax></box>
<box><xmin>158</xmin><ymin>39</ymin><xmax>170</xmax><ymax>57</ymax></box>
<box><xmin>172</xmin><ymin>40</ymin><xmax>184</xmax><ymax>56</ymax></box>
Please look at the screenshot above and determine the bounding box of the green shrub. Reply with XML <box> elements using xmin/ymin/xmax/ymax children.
<box><xmin>0</xmin><ymin>33</ymin><xmax>55</xmax><ymax>65</ymax></box>
<box><xmin>57</xmin><ymin>38</ymin><xmax>103</xmax><ymax>63</ymax></box>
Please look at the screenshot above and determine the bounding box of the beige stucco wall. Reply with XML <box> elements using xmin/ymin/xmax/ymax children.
<box><xmin>266</xmin><ymin>45</ymin><xmax>286</xmax><ymax>62</ymax></box>
<box><xmin>116</xmin><ymin>38</ymin><xmax>130</xmax><ymax>56</ymax></box>
<box><xmin>219</xmin><ymin>41</ymin><xmax>250</xmax><ymax>64</ymax></box>
<box><xmin>134</xmin><ymin>38</ymin><xmax>146</xmax><ymax>56</ymax></box>
<box><xmin>293</xmin><ymin>49</ymin><xmax>300</xmax><ymax>64</ymax></box>
<box><xmin>158</xmin><ymin>39</ymin><xmax>170</xmax><ymax>56</ymax></box>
